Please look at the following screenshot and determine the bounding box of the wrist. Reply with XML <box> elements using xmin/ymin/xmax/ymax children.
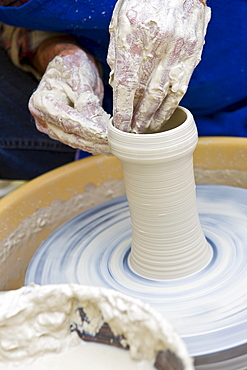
<box><xmin>31</xmin><ymin>35</ymin><xmax>82</xmax><ymax>75</ymax></box>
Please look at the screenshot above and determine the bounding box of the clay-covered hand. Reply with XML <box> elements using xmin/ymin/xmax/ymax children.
<box><xmin>29</xmin><ymin>49</ymin><xmax>111</xmax><ymax>155</ymax></box>
<box><xmin>108</xmin><ymin>0</ymin><xmax>211</xmax><ymax>133</ymax></box>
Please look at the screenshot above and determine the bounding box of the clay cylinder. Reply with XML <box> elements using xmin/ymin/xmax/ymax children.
<box><xmin>108</xmin><ymin>106</ymin><xmax>212</xmax><ymax>280</ymax></box>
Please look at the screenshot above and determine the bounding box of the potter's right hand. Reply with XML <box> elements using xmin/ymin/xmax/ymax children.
<box><xmin>108</xmin><ymin>0</ymin><xmax>211</xmax><ymax>133</ymax></box>
<box><xmin>29</xmin><ymin>48</ymin><xmax>111</xmax><ymax>155</ymax></box>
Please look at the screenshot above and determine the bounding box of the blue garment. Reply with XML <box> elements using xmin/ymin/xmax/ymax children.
<box><xmin>181</xmin><ymin>0</ymin><xmax>247</xmax><ymax>137</ymax></box>
<box><xmin>0</xmin><ymin>0</ymin><xmax>246</xmax><ymax>179</ymax></box>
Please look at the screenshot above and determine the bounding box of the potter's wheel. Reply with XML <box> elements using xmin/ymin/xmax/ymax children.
<box><xmin>26</xmin><ymin>185</ymin><xmax>247</xmax><ymax>369</ymax></box>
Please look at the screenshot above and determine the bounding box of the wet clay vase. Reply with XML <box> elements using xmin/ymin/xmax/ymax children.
<box><xmin>108</xmin><ymin>107</ymin><xmax>212</xmax><ymax>280</ymax></box>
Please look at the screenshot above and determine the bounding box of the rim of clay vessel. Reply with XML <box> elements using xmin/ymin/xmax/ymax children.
<box><xmin>108</xmin><ymin>106</ymin><xmax>197</xmax><ymax>162</ymax></box>
<box><xmin>0</xmin><ymin>284</ymin><xmax>193</xmax><ymax>370</ymax></box>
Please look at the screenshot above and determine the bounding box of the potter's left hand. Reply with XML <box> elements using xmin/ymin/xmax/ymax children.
<box><xmin>108</xmin><ymin>0</ymin><xmax>211</xmax><ymax>133</ymax></box>
<box><xmin>29</xmin><ymin>48</ymin><xmax>111</xmax><ymax>155</ymax></box>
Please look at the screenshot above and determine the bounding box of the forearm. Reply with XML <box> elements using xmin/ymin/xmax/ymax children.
<box><xmin>31</xmin><ymin>35</ymin><xmax>102</xmax><ymax>79</ymax></box>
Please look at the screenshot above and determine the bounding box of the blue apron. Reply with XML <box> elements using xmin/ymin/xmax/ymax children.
<box><xmin>1</xmin><ymin>0</ymin><xmax>247</xmax><ymax>137</ymax></box>
<box><xmin>0</xmin><ymin>0</ymin><xmax>116</xmax><ymax>57</ymax></box>
<box><xmin>181</xmin><ymin>0</ymin><xmax>247</xmax><ymax>137</ymax></box>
